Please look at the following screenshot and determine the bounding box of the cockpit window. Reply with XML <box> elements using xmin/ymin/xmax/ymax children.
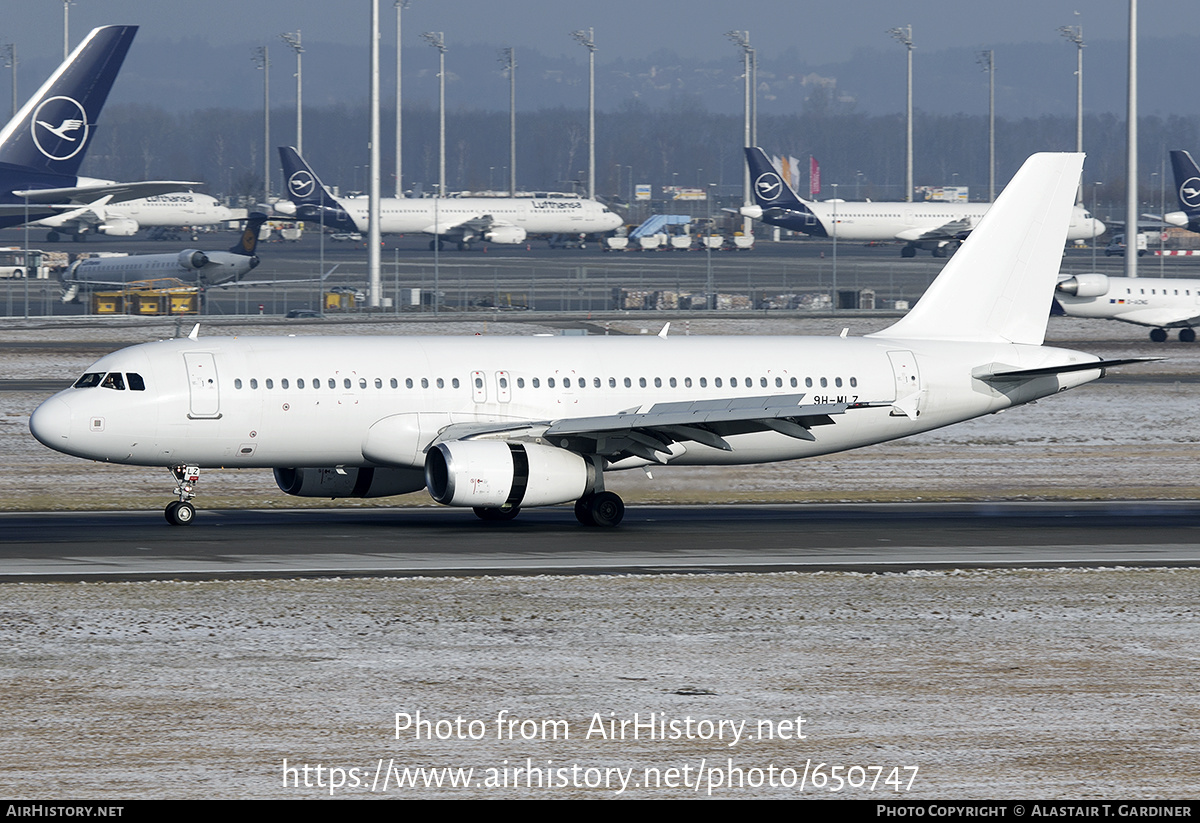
<box><xmin>127</xmin><ymin>373</ymin><xmax>146</xmax><ymax>391</ymax></box>
<box><xmin>100</xmin><ymin>372</ymin><xmax>126</xmax><ymax>391</ymax></box>
<box><xmin>73</xmin><ymin>372</ymin><xmax>103</xmax><ymax>388</ymax></box>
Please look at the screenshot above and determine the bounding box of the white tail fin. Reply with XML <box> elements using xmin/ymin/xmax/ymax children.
<box><xmin>872</xmin><ymin>152</ymin><xmax>1084</xmax><ymax>346</ymax></box>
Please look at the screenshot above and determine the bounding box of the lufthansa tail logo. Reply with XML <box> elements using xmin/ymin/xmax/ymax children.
<box><xmin>754</xmin><ymin>172</ymin><xmax>784</xmax><ymax>203</ymax></box>
<box><xmin>32</xmin><ymin>96</ymin><xmax>89</xmax><ymax>161</ymax></box>
<box><xmin>288</xmin><ymin>170</ymin><xmax>316</xmax><ymax>199</ymax></box>
<box><xmin>1180</xmin><ymin>177</ymin><xmax>1200</xmax><ymax>211</ymax></box>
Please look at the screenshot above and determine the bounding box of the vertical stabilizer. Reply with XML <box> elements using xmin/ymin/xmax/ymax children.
<box><xmin>279</xmin><ymin>146</ymin><xmax>335</xmax><ymax>206</ymax></box>
<box><xmin>1169</xmin><ymin>150</ymin><xmax>1200</xmax><ymax>232</ymax></box>
<box><xmin>0</xmin><ymin>26</ymin><xmax>137</xmax><ymax>176</ymax></box>
<box><xmin>230</xmin><ymin>212</ymin><xmax>268</xmax><ymax>256</ymax></box>
<box><xmin>871</xmin><ymin>152</ymin><xmax>1084</xmax><ymax>346</ymax></box>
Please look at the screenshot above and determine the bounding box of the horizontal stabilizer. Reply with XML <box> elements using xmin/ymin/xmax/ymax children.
<box><xmin>974</xmin><ymin>357</ymin><xmax>1162</xmax><ymax>382</ymax></box>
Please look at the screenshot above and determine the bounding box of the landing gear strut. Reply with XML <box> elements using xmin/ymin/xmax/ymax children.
<box><xmin>165</xmin><ymin>465</ymin><xmax>200</xmax><ymax>526</ymax></box>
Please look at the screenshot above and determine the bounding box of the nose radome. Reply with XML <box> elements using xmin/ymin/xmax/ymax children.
<box><xmin>29</xmin><ymin>397</ymin><xmax>71</xmax><ymax>448</ymax></box>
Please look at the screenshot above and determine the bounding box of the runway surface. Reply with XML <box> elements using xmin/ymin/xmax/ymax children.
<box><xmin>4</xmin><ymin>501</ymin><xmax>1199</xmax><ymax>580</ymax></box>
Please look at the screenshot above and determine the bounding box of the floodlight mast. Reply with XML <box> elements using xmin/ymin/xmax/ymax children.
<box><xmin>1058</xmin><ymin>22</ymin><xmax>1085</xmax><ymax>154</ymax></box>
<box><xmin>977</xmin><ymin>49</ymin><xmax>995</xmax><ymax>202</ymax></box>
<box><xmin>395</xmin><ymin>1</ymin><xmax>410</xmax><ymax>199</ymax></box>
<box><xmin>888</xmin><ymin>25</ymin><xmax>914</xmax><ymax>202</ymax></box>
<box><xmin>422</xmin><ymin>31</ymin><xmax>447</xmax><ymax>196</ymax></box>
<box><xmin>570</xmin><ymin>28</ymin><xmax>596</xmax><ymax>200</ymax></box>
<box><xmin>252</xmin><ymin>45</ymin><xmax>271</xmax><ymax>204</ymax></box>
<box><xmin>727</xmin><ymin>31</ymin><xmax>755</xmax><ymax>237</ymax></box>
<box><xmin>369</xmin><ymin>0</ymin><xmax>382</xmax><ymax>308</ymax></box>
<box><xmin>281</xmin><ymin>31</ymin><xmax>303</xmax><ymax>156</ymax></box>
<box><xmin>499</xmin><ymin>48</ymin><xmax>517</xmax><ymax>196</ymax></box>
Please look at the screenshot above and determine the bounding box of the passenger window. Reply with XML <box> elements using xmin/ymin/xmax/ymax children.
<box><xmin>452</xmin><ymin>378</ymin><xmax>460</xmax><ymax>389</ymax></box>
<box><xmin>820</xmin><ymin>378</ymin><xmax>828</xmax><ymax>388</ymax></box>
<box><xmin>699</xmin><ymin>377</ymin><xmax>707</xmax><ymax>388</ymax></box>
<box><xmin>343</xmin><ymin>378</ymin><xmax>351</xmax><ymax>389</ymax></box>
<box><xmin>390</xmin><ymin>378</ymin><xmax>398</xmax><ymax>388</ymax></box>
<box><xmin>282</xmin><ymin>378</ymin><xmax>290</xmax><ymax>389</ymax></box>
<box><xmin>639</xmin><ymin>378</ymin><xmax>647</xmax><ymax>388</ymax></box>
<box><xmin>359</xmin><ymin>378</ymin><xmax>367</xmax><ymax>389</ymax></box>
<box><xmin>594</xmin><ymin>377</ymin><xmax>601</xmax><ymax>388</ymax></box>
<box><xmin>532</xmin><ymin>378</ymin><xmax>540</xmax><ymax>388</ymax></box>
<box><xmin>624</xmin><ymin>377</ymin><xmax>631</xmax><ymax>388</ymax></box>
<box><xmin>731</xmin><ymin>377</ymin><xmax>738</xmax><ymax>387</ymax></box>
<box><xmin>548</xmin><ymin>377</ymin><xmax>556</xmax><ymax>388</ymax></box>
<box><xmin>266</xmin><ymin>379</ymin><xmax>274</xmax><ymax>389</ymax></box>
<box><xmin>654</xmin><ymin>377</ymin><xmax>662</xmax><ymax>388</ymax></box>
<box><xmin>806</xmin><ymin>377</ymin><xmax>813</xmax><ymax>388</ymax></box>
<box><xmin>375</xmin><ymin>378</ymin><xmax>383</xmax><ymax>389</ymax></box>
<box><xmin>517</xmin><ymin>377</ymin><xmax>525</xmax><ymax>388</ymax></box>
<box><xmin>684</xmin><ymin>377</ymin><xmax>691</xmax><ymax>388</ymax></box>
<box><xmin>250</xmin><ymin>379</ymin><xmax>258</xmax><ymax>389</ymax></box>
<box><xmin>127</xmin><ymin>373</ymin><xmax>146</xmax><ymax>391</ymax></box>
<box><xmin>437</xmin><ymin>378</ymin><xmax>445</xmax><ymax>389</ymax></box>
<box><xmin>328</xmin><ymin>378</ymin><xmax>336</xmax><ymax>389</ymax></box>
<box><xmin>715</xmin><ymin>377</ymin><xmax>723</xmax><ymax>388</ymax></box>
<box><xmin>835</xmin><ymin>377</ymin><xmax>843</xmax><ymax>388</ymax></box>
<box><xmin>421</xmin><ymin>378</ymin><xmax>429</xmax><ymax>388</ymax></box>
<box><xmin>234</xmin><ymin>378</ymin><xmax>243</xmax><ymax>390</ymax></box>
<box><xmin>406</xmin><ymin>378</ymin><xmax>413</xmax><ymax>389</ymax></box>
<box><xmin>298</xmin><ymin>378</ymin><xmax>305</xmax><ymax>389</ymax></box>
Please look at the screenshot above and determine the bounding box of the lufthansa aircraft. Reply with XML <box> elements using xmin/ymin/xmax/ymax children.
<box><xmin>273</xmin><ymin>147</ymin><xmax>623</xmax><ymax>249</ymax></box>
<box><xmin>742</xmin><ymin>147</ymin><xmax>1106</xmax><ymax>257</ymax></box>
<box><xmin>30</xmin><ymin>153</ymin><xmax>1144</xmax><ymax>527</ymax></box>
<box><xmin>59</xmin><ymin>214</ymin><xmax>268</xmax><ymax>302</ymax></box>
<box><xmin>1163</xmin><ymin>150</ymin><xmax>1200</xmax><ymax>233</ymax></box>
<box><xmin>36</xmin><ymin>191</ymin><xmax>235</xmax><ymax>243</ymax></box>
<box><xmin>0</xmin><ymin>26</ymin><xmax>203</xmax><ymax>235</ymax></box>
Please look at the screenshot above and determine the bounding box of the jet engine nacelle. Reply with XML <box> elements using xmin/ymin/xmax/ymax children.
<box><xmin>97</xmin><ymin>218</ymin><xmax>139</xmax><ymax>236</ymax></box>
<box><xmin>484</xmin><ymin>225</ymin><xmax>527</xmax><ymax>244</ymax></box>
<box><xmin>1056</xmin><ymin>273</ymin><xmax>1109</xmax><ymax>298</ymax></box>
<box><xmin>424</xmin><ymin>440</ymin><xmax>595</xmax><ymax>508</ymax></box>
<box><xmin>178</xmin><ymin>250</ymin><xmax>210</xmax><ymax>270</ymax></box>
<box><xmin>273</xmin><ymin>466</ymin><xmax>426</xmax><ymax>498</ymax></box>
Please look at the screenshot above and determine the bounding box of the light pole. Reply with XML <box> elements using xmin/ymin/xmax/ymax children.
<box><xmin>422</xmin><ymin>32</ymin><xmax>446</xmax><ymax>196</ymax></box>
<box><xmin>1059</xmin><ymin>22</ymin><xmax>1085</xmax><ymax>153</ymax></box>
<box><xmin>1125</xmin><ymin>0</ymin><xmax>1138</xmax><ymax>280</ymax></box>
<box><xmin>252</xmin><ymin>46</ymin><xmax>270</xmax><ymax>204</ymax></box>
<box><xmin>499</xmin><ymin>47</ymin><xmax>516</xmax><ymax>196</ymax></box>
<box><xmin>395</xmin><ymin>1</ymin><xmax>410</xmax><ymax>198</ymax></box>
<box><xmin>62</xmin><ymin>0</ymin><xmax>72</xmax><ymax>60</ymax></box>
<box><xmin>727</xmin><ymin>31</ymin><xmax>755</xmax><ymax>235</ymax></box>
<box><xmin>368</xmin><ymin>0</ymin><xmax>382</xmax><ymax>309</ymax></box>
<box><xmin>570</xmin><ymin>28</ymin><xmax>596</xmax><ymax>200</ymax></box>
<box><xmin>2</xmin><ymin>44</ymin><xmax>15</xmax><ymax>121</ymax></box>
<box><xmin>280</xmin><ymin>31</ymin><xmax>303</xmax><ymax>155</ymax></box>
<box><xmin>831</xmin><ymin>182</ymin><xmax>839</xmax><ymax>311</ymax></box>
<box><xmin>889</xmin><ymin>24</ymin><xmax>914</xmax><ymax>202</ymax></box>
<box><xmin>977</xmin><ymin>49</ymin><xmax>995</xmax><ymax>202</ymax></box>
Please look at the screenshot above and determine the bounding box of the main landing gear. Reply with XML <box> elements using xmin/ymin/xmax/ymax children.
<box><xmin>165</xmin><ymin>465</ymin><xmax>200</xmax><ymax>526</ymax></box>
<box><xmin>574</xmin><ymin>492</ymin><xmax>625</xmax><ymax>527</ymax></box>
<box><xmin>1150</xmin><ymin>327</ymin><xmax>1196</xmax><ymax>343</ymax></box>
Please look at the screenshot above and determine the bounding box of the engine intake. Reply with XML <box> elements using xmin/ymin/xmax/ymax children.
<box><xmin>274</xmin><ymin>467</ymin><xmax>426</xmax><ymax>498</ymax></box>
<box><xmin>178</xmin><ymin>250</ymin><xmax>209</xmax><ymax>270</ymax></box>
<box><xmin>1056</xmin><ymin>273</ymin><xmax>1109</xmax><ymax>298</ymax></box>
<box><xmin>425</xmin><ymin>440</ymin><xmax>594</xmax><ymax>508</ymax></box>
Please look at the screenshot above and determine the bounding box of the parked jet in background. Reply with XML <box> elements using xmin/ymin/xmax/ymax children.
<box><xmin>274</xmin><ymin>147</ymin><xmax>623</xmax><ymax>249</ymax></box>
<box><xmin>60</xmin><ymin>213</ymin><xmax>267</xmax><ymax>302</ymax></box>
<box><xmin>36</xmin><ymin>191</ymin><xmax>236</xmax><ymax>243</ymax></box>
<box><xmin>1055</xmin><ymin>272</ymin><xmax>1200</xmax><ymax>342</ymax></box>
<box><xmin>30</xmin><ymin>153</ymin><xmax>1149</xmax><ymax>527</ymax></box>
<box><xmin>0</xmin><ymin>26</ymin><xmax>201</xmax><ymax>235</ymax></box>
<box><xmin>741</xmin><ymin>147</ymin><xmax>1105</xmax><ymax>257</ymax></box>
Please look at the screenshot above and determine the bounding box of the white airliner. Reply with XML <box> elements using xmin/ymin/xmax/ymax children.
<box><xmin>30</xmin><ymin>153</ymin><xmax>1145</xmax><ymax>527</ymax></box>
<box><xmin>273</xmin><ymin>147</ymin><xmax>624</xmax><ymax>249</ymax></box>
<box><xmin>742</xmin><ymin>147</ymin><xmax>1106</xmax><ymax>257</ymax></box>
<box><xmin>1055</xmin><ymin>273</ymin><xmax>1200</xmax><ymax>342</ymax></box>
<box><xmin>35</xmin><ymin>191</ymin><xmax>235</xmax><ymax>243</ymax></box>
<box><xmin>59</xmin><ymin>214</ymin><xmax>267</xmax><ymax>303</ymax></box>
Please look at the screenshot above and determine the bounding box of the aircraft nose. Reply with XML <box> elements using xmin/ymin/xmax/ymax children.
<box><xmin>1093</xmin><ymin>219</ymin><xmax>1106</xmax><ymax>237</ymax></box>
<box><xmin>29</xmin><ymin>397</ymin><xmax>72</xmax><ymax>448</ymax></box>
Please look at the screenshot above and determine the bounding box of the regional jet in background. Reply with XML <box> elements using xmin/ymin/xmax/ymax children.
<box><xmin>59</xmin><ymin>213</ymin><xmax>267</xmax><ymax>303</ymax></box>
<box><xmin>273</xmin><ymin>147</ymin><xmax>623</xmax><ymax>249</ymax></box>
<box><xmin>741</xmin><ymin>147</ymin><xmax>1106</xmax><ymax>257</ymax></box>
<box><xmin>31</xmin><ymin>153</ymin><xmax>1148</xmax><ymax>527</ymax></box>
<box><xmin>0</xmin><ymin>26</ymin><xmax>205</xmax><ymax>238</ymax></box>
<box><xmin>1055</xmin><ymin>272</ymin><xmax>1200</xmax><ymax>342</ymax></box>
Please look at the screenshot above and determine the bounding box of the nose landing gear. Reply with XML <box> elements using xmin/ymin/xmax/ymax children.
<box><xmin>165</xmin><ymin>465</ymin><xmax>200</xmax><ymax>526</ymax></box>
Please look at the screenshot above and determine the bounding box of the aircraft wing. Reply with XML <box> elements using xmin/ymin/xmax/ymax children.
<box><xmin>894</xmin><ymin>218</ymin><xmax>973</xmax><ymax>243</ymax></box>
<box><xmin>421</xmin><ymin>213</ymin><xmax>512</xmax><ymax>236</ymax></box>
<box><xmin>433</xmin><ymin>394</ymin><xmax>856</xmax><ymax>465</ymax></box>
<box><xmin>10</xmin><ymin>180</ymin><xmax>203</xmax><ymax>206</ymax></box>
